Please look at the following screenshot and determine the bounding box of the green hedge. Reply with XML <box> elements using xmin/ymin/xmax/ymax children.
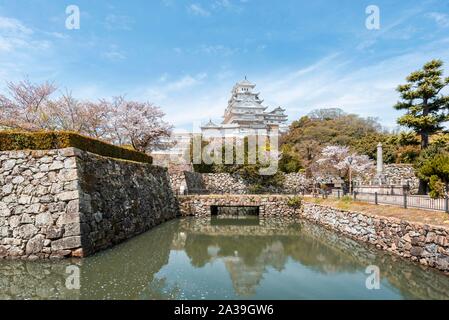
<box><xmin>0</xmin><ymin>131</ymin><xmax>153</xmax><ymax>164</ymax></box>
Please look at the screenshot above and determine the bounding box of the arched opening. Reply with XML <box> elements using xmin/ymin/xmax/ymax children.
<box><xmin>210</xmin><ymin>205</ymin><xmax>260</xmax><ymax>216</ymax></box>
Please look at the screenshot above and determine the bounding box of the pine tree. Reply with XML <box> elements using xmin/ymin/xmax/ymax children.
<box><xmin>394</xmin><ymin>59</ymin><xmax>449</xmax><ymax>149</ymax></box>
<box><xmin>394</xmin><ymin>59</ymin><xmax>449</xmax><ymax>194</ymax></box>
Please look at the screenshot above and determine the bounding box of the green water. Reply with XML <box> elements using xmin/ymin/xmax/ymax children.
<box><xmin>1</xmin><ymin>216</ymin><xmax>449</xmax><ymax>300</ymax></box>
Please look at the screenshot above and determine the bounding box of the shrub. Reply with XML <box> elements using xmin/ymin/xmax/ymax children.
<box><xmin>0</xmin><ymin>131</ymin><xmax>153</xmax><ymax>164</ymax></box>
<box><xmin>287</xmin><ymin>196</ymin><xmax>303</xmax><ymax>209</ymax></box>
<box><xmin>418</xmin><ymin>152</ymin><xmax>449</xmax><ymax>198</ymax></box>
<box><xmin>429</xmin><ymin>175</ymin><xmax>446</xmax><ymax>199</ymax></box>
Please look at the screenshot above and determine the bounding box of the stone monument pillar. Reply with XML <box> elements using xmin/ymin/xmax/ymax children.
<box><xmin>376</xmin><ymin>142</ymin><xmax>385</xmax><ymax>185</ymax></box>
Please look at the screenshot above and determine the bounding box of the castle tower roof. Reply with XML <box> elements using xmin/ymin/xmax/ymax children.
<box><xmin>201</xmin><ymin>119</ymin><xmax>220</xmax><ymax>129</ymax></box>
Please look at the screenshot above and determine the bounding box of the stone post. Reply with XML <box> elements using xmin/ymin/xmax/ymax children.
<box><xmin>376</xmin><ymin>142</ymin><xmax>385</xmax><ymax>185</ymax></box>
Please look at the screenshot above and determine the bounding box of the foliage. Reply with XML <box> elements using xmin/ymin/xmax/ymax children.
<box><xmin>281</xmin><ymin>109</ymin><xmax>387</xmax><ymax>176</ymax></box>
<box><xmin>0</xmin><ymin>131</ymin><xmax>153</xmax><ymax>164</ymax></box>
<box><xmin>429</xmin><ymin>175</ymin><xmax>446</xmax><ymax>199</ymax></box>
<box><xmin>377</xmin><ymin>132</ymin><xmax>421</xmax><ymax>164</ymax></box>
<box><xmin>418</xmin><ymin>153</ymin><xmax>449</xmax><ymax>198</ymax></box>
<box><xmin>340</xmin><ymin>195</ymin><xmax>353</xmax><ymax>203</ymax></box>
<box><xmin>415</xmin><ymin>139</ymin><xmax>449</xmax><ymax>174</ymax></box>
<box><xmin>394</xmin><ymin>59</ymin><xmax>449</xmax><ymax>149</ymax></box>
<box><xmin>287</xmin><ymin>196</ymin><xmax>303</xmax><ymax>209</ymax></box>
<box><xmin>278</xmin><ymin>144</ymin><xmax>303</xmax><ymax>173</ymax></box>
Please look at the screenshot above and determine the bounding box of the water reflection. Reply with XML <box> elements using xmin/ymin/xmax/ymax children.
<box><xmin>1</xmin><ymin>216</ymin><xmax>449</xmax><ymax>300</ymax></box>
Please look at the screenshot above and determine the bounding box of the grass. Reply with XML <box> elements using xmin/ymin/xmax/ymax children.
<box><xmin>0</xmin><ymin>130</ymin><xmax>153</xmax><ymax>164</ymax></box>
<box><xmin>304</xmin><ymin>196</ymin><xmax>449</xmax><ymax>228</ymax></box>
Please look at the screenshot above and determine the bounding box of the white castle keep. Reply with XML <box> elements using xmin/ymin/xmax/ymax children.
<box><xmin>201</xmin><ymin>78</ymin><xmax>288</xmax><ymax>137</ymax></box>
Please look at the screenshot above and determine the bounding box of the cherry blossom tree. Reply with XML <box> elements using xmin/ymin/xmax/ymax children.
<box><xmin>0</xmin><ymin>80</ymin><xmax>173</xmax><ymax>153</ymax></box>
<box><xmin>0</xmin><ymin>79</ymin><xmax>56</xmax><ymax>130</ymax></box>
<box><xmin>107</xmin><ymin>96</ymin><xmax>173</xmax><ymax>153</ymax></box>
<box><xmin>315</xmin><ymin>145</ymin><xmax>374</xmax><ymax>182</ymax></box>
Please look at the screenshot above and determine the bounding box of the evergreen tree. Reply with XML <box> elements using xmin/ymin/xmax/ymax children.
<box><xmin>394</xmin><ymin>59</ymin><xmax>449</xmax><ymax>149</ymax></box>
<box><xmin>394</xmin><ymin>59</ymin><xmax>449</xmax><ymax>194</ymax></box>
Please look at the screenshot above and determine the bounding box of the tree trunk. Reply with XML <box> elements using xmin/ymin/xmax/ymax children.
<box><xmin>421</xmin><ymin>132</ymin><xmax>429</xmax><ymax>149</ymax></box>
<box><xmin>418</xmin><ymin>99</ymin><xmax>430</xmax><ymax>194</ymax></box>
<box><xmin>421</xmin><ymin>99</ymin><xmax>429</xmax><ymax>150</ymax></box>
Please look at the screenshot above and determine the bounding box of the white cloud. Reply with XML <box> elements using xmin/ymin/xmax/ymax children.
<box><xmin>140</xmin><ymin>73</ymin><xmax>209</xmax><ymax>102</ymax></box>
<box><xmin>427</xmin><ymin>12</ymin><xmax>449</xmax><ymax>28</ymax></box>
<box><xmin>197</xmin><ymin>44</ymin><xmax>239</xmax><ymax>56</ymax></box>
<box><xmin>102</xmin><ymin>45</ymin><xmax>126</xmax><ymax>61</ymax></box>
<box><xmin>0</xmin><ymin>16</ymin><xmax>32</xmax><ymax>34</ymax></box>
<box><xmin>188</xmin><ymin>4</ymin><xmax>210</xmax><ymax>17</ymax></box>
<box><xmin>0</xmin><ymin>16</ymin><xmax>36</xmax><ymax>52</ymax></box>
<box><xmin>45</xmin><ymin>31</ymin><xmax>69</xmax><ymax>39</ymax></box>
<box><xmin>166</xmin><ymin>73</ymin><xmax>207</xmax><ymax>91</ymax></box>
<box><xmin>104</xmin><ymin>14</ymin><xmax>134</xmax><ymax>30</ymax></box>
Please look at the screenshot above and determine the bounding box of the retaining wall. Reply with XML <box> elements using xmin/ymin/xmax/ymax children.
<box><xmin>0</xmin><ymin>148</ymin><xmax>179</xmax><ymax>259</ymax></box>
<box><xmin>302</xmin><ymin>202</ymin><xmax>449</xmax><ymax>272</ymax></box>
<box><xmin>178</xmin><ymin>194</ymin><xmax>302</xmax><ymax>217</ymax></box>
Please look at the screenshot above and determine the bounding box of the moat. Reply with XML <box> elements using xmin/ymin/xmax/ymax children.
<box><xmin>1</xmin><ymin>216</ymin><xmax>449</xmax><ymax>300</ymax></box>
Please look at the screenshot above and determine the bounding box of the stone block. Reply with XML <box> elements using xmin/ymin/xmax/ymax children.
<box><xmin>46</xmin><ymin>226</ymin><xmax>64</xmax><ymax>239</ymax></box>
<box><xmin>66</xmin><ymin>200</ymin><xmax>79</xmax><ymax>214</ymax></box>
<box><xmin>63</xmin><ymin>223</ymin><xmax>81</xmax><ymax>237</ymax></box>
<box><xmin>35</xmin><ymin>212</ymin><xmax>53</xmax><ymax>227</ymax></box>
<box><xmin>2</xmin><ymin>159</ymin><xmax>16</xmax><ymax>171</ymax></box>
<box><xmin>2</xmin><ymin>184</ymin><xmax>13</xmax><ymax>195</ymax></box>
<box><xmin>57</xmin><ymin>212</ymin><xmax>80</xmax><ymax>226</ymax></box>
<box><xmin>9</xmin><ymin>216</ymin><xmax>21</xmax><ymax>228</ymax></box>
<box><xmin>49</xmin><ymin>161</ymin><xmax>64</xmax><ymax>171</ymax></box>
<box><xmin>20</xmin><ymin>214</ymin><xmax>33</xmax><ymax>224</ymax></box>
<box><xmin>18</xmin><ymin>195</ymin><xmax>32</xmax><ymax>204</ymax></box>
<box><xmin>57</xmin><ymin>191</ymin><xmax>79</xmax><ymax>202</ymax></box>
<box><xmin>18</xmin><ymin>224</ymin><xmax>38</xmax><ymax>240</ymax></box>
<box><xmin>25</xmin><ymin>203</ymin><xmax>41</xmax><ymax>214</ymax></box>
<box><xmin>0</xmin><ymin>203</ymin><xmax>11</xmax><ymax>217</ymax></box>
<box><xmin>51</xmin><ymin>236</ymin><xmax>81</xmax><ymax>251</ymax></box>
<box><xmin>64</xmin><ymin>158</ymin><xmax>77</xmax><ymax>169</ymax></box>
<box><xmin>26</xmin><ymin>234</ymin><xmax>45</xmax><ymax>254</ymax></box>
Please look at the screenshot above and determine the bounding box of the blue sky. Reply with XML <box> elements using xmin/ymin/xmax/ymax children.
<box><xmin>0</xmin><ymin>0</ymin><xmax>449</xmax><ymax>131</ymax></box>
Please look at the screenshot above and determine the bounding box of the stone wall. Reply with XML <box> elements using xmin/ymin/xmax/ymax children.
<box><xmin>168</xmin><ymin>169</ymin><xmax>185</xmax><ymax>195</ymax></box>
<box><xmin>202</xmin><ymin>173</ymin><xmax>248</xmax><ymax>194</ymax></box>
<box><xmin>178</xmin><ymin>194</ymin><xmax>302</xmax><ymax>217</ymax></box>
<box><xmin>0</xmin><ymin>148</ymin><xmax>179</xmax><ymax>259</ymax></box>
<box><xmin>282</xmin><ymin>173</ymin><xmax>308</xmax><ymax>194</ymax></box>
<box><xmin>76</xmin><ymin>149</ymin><xmax>179</xmax><ymax>256</ymax></box>
<box><xmin>0</xmin><ymin>149</ymin><xmax>82</xmax><ymax>259</ymax></box>
<box><xmin>168</xmin><ymin>170</ymin><xmax>308</xmax><ymax>195</ymax></box>
<box><xmin>168</xmin><ymin>169</ymin><xmax>205</xmax><ymax>195</ymax></box>
<box><xmin>301</xmin><ymin>202</ymin><xmax>449</xmax><ymax>272</ymax></box>
<box><xmin>361</xmin><ymin>164</ymin><xmax>419</xmax><ymax>194</ymax></box>
<box><xmin>200</xmin><ymin>172</ymin><xmax>308</xmax><ymax>194</ymax></box>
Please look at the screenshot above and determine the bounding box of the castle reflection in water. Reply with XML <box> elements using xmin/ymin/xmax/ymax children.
<box><xmin>1</xmin><ymin>216</ymin><xmax>449</xmax><ymax>300</ymax></box>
